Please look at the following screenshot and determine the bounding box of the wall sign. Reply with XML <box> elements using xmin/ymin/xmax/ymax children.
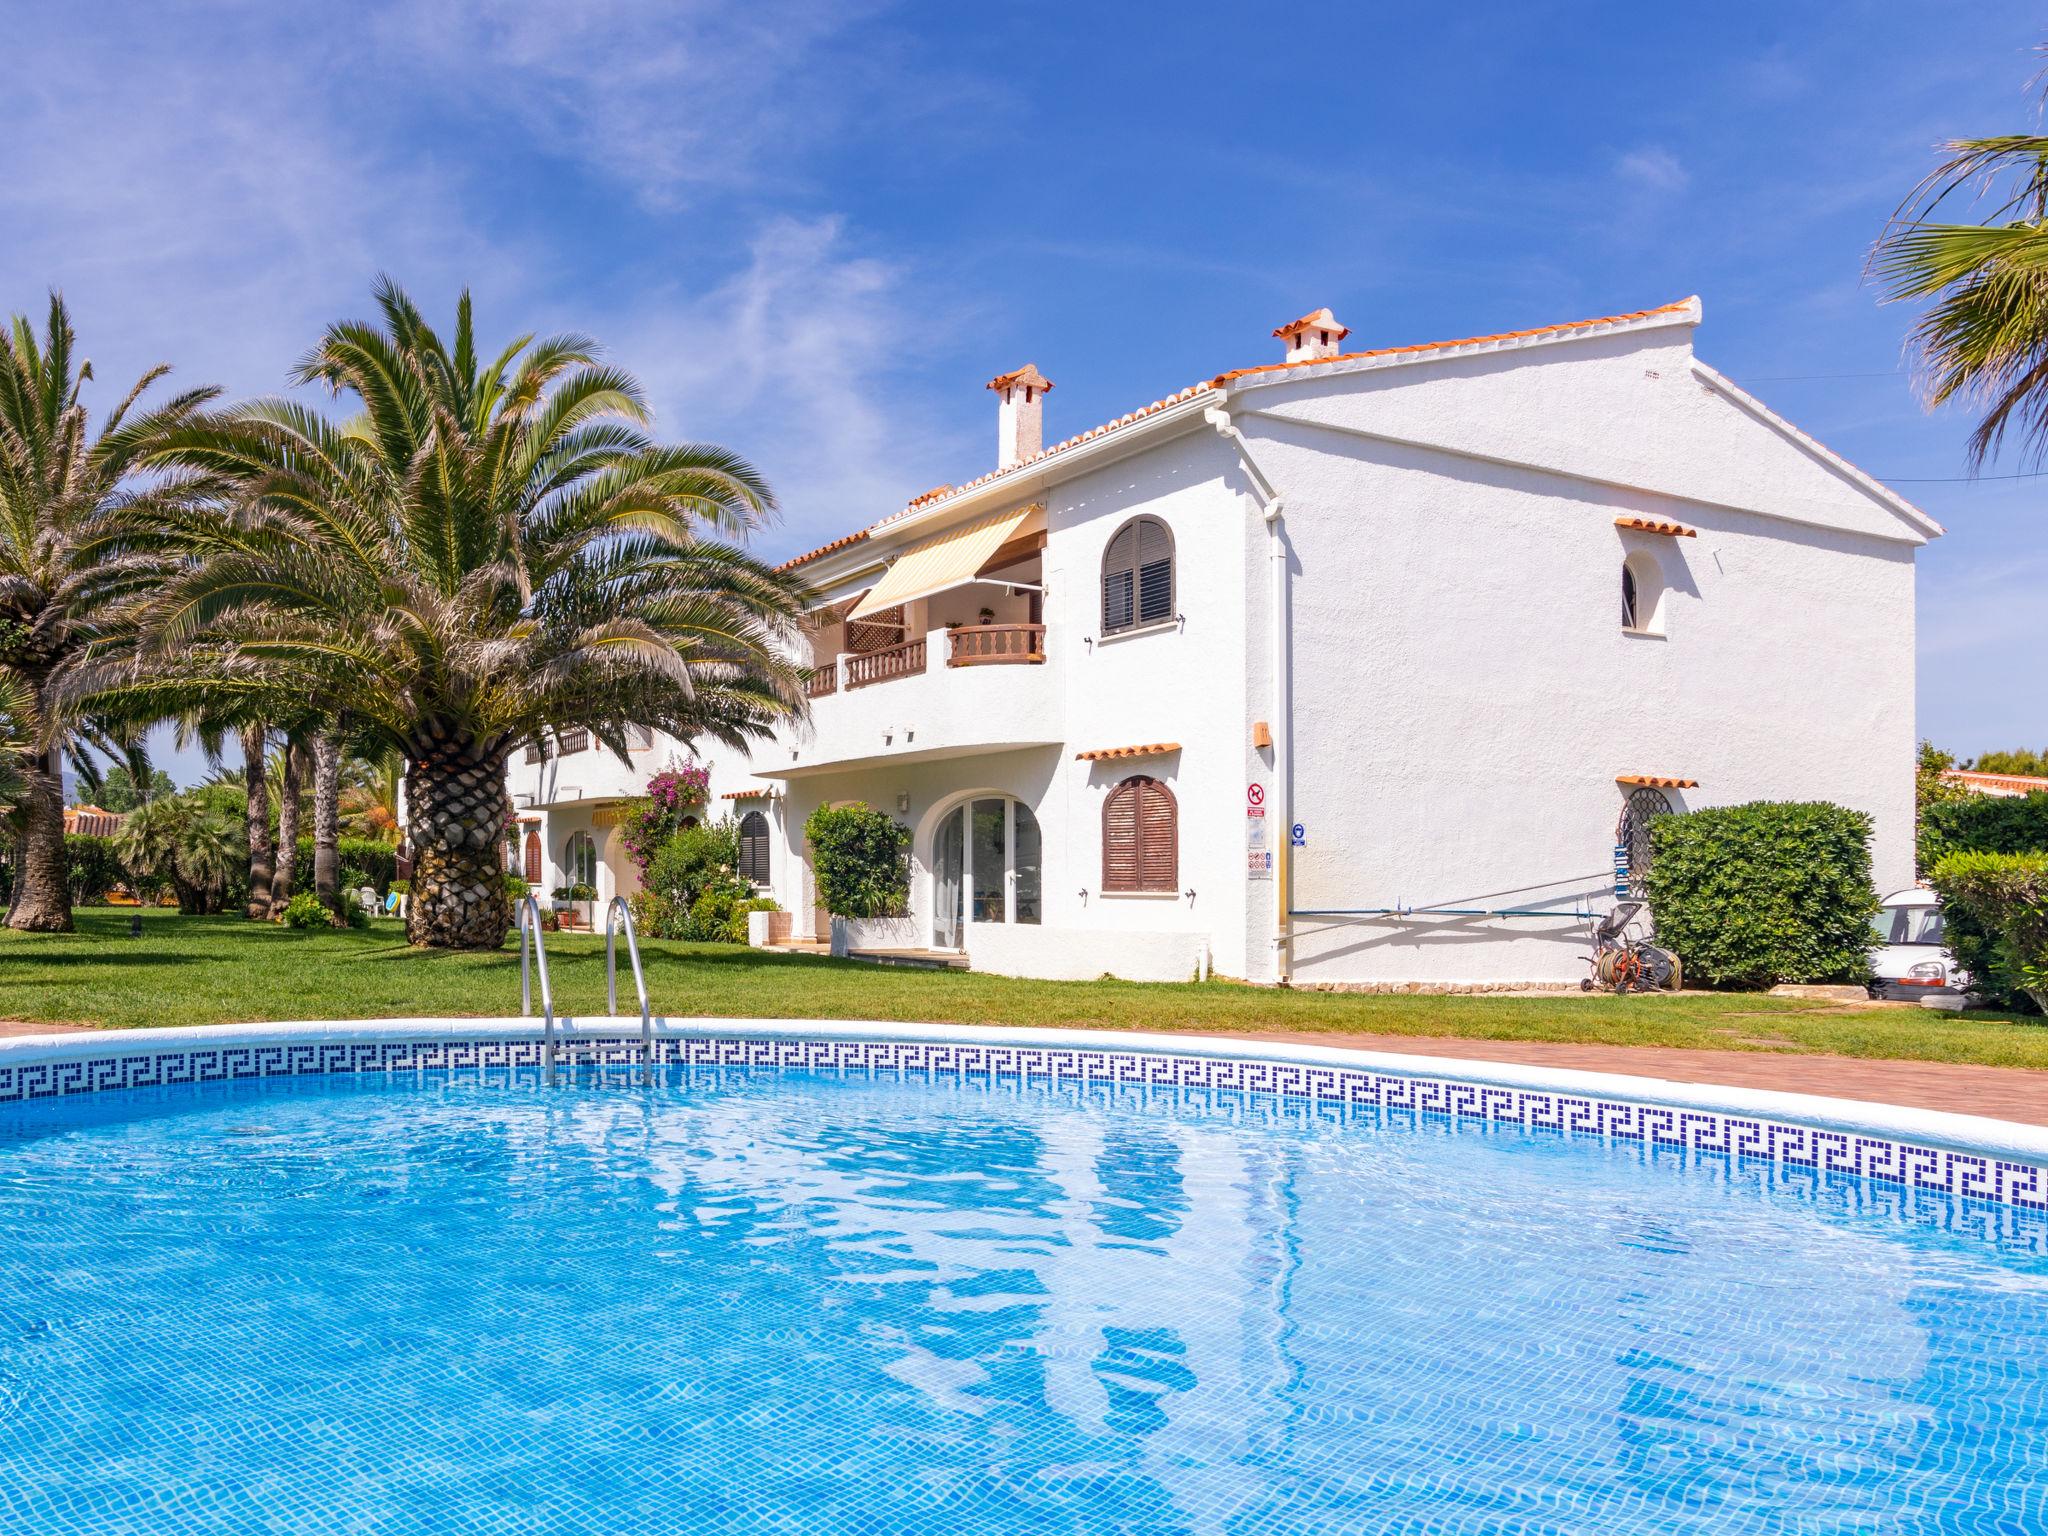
<box><xmin>1291</xmin><ymin>823</ymin><xmax>1306</xmax><ymax>848</ymax></box>
<box><xmin>1246</xmin><ymin>783</ymin><xmax>1265</xmax><ymax>807</ymax></box>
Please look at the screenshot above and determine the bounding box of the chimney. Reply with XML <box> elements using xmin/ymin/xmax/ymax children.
<box><xmin>986</xmin><ymin>364</ymin><xmax>1054</xmax><ymax>468</ymax></box>
<box><xmin>1272</xmin><ymin>307</ymin><xmax>1351</xmax><ymax>364</ymax></box>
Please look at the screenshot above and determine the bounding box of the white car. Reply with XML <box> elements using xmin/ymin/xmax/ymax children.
<box><xmin>1869</xmin><ymin>887</ymin><xmax>1969</xmax><ymax>1002</ymax></box>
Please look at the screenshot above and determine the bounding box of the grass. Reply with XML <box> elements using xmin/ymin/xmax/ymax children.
<box><xmin>1</xmin><ymin>908</ymin><xmax>2043</xmax><ymax>1071</ymax></box>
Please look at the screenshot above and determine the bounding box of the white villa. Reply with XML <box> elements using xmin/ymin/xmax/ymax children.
<box><xmin>508</xmin><ymin>297</ymin><xmax>1938</xmax><ymax>987</ymax></box>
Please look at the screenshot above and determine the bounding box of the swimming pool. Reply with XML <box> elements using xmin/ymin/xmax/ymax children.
<box><xmin>1</xmin><ymin>1026</ymin><xmax>2043</xmax><ymax>1534</ymax></box>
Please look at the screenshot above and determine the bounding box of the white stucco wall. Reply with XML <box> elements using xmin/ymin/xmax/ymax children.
<box><xmin>1237</xmin><ymin>323</ymin><xmax>1924</xmax><ymax>985</ymax></box>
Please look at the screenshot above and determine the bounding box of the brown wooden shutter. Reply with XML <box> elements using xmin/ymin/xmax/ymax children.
<box><xmin>523</xmin><ymin>828</ymin><xmax>542</xmax><ymax>883</ymax></box>
<box><xmin>1102</xmin><ymin>775</ymin><xmax>1177</xmax><ymax>893</ymax></box>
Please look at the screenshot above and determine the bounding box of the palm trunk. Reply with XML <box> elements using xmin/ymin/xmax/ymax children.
<box><xmin>270</xmin><ymin>738</ymin><xmax>303</xmax><ymax>915</ymax></box>
<box><xmin>7</xmin><ymin>742</ymin><xmax>72</xmax><ymax>933</ymax></box>
<box><xmin>243</xmin><ymin>725</ymin><xmax>272</xmax><ymax>920</ymax></box>
<box><xmin>311</xmin><ymin>731</ymin><xmax>342</xmax><ymax>920</ymax></box>
<box><xmin>403</xmin><ymin>742</ymin><xmax>512</xmax><ymax>949</ymax></box>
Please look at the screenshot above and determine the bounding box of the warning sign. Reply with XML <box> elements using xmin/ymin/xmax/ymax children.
<box><xmin>1246</xmin><ymin>783</ymin><xmax>1265</xmax><ymax>807</ymax></box>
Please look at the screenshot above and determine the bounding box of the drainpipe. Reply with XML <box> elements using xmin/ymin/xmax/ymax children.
<box><xmin>1204</xmin><ymin>404</ymin><xmax>1292</xmax><ymax>985</ymax></box>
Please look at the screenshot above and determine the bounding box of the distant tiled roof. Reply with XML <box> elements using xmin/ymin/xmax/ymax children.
<box><xmin>786</xmin><ymin>300</ymin><xmax>1704</xmax><ymax>572</ymax></box>
<box><xmin>1944</xmin><ymin>768</ymin><xmax>2048</xmax><ymax>796</ymax></box>
<box><xmin>63</xmin><ymin>805</ymin><xmax>124</xmax><ymax>837</ymax></box>
<box><xmin>1615</xmin><ymin>515</ymin><xmax>1697</xmax><ymax>538</ymax></box>
<box><xmin>1616</xmin><ymin>774</ymin><xmax>1698</xmax><ymax>789</ymax></box>
<box><xmin>1076</xmin><ymin>742</ymin><xmax>1182</xmax><ymax>762</ymax></box>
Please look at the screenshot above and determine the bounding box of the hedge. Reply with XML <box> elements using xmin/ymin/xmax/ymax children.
<box><xmin>291</xmin><ymin>837</ymin><xmax>400</xmax><ymax>897</ymax></box>
<box><xmin>1918</xmin><ymin>790</ymin><xmax>2048</xmax><ymax>873</ymax></box>
<box><xmin>64</xmin><ymin>835</ymin><xmax>127</xmax><ymax>903</ymax></box>
<box><xmin>803</xmin><ymin>802</ymin><xmax>910</xmax><ymax>918</ymax></box>
<box><xmin>1926</xmin><ymin>850</ymin><xmax>2048</xmax><ymax>1015</ymax></box>
<box><xmin>1915</xmin><ymin>791</ymin><xmax>2048</xmax><ymax>1011</ymax></box>
<box><xmin>1646</xmin><ymin>801</ymin><xmax>1879</xmax><ymax>987</ymax></box>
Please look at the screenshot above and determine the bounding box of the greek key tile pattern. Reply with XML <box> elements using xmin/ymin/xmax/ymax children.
<box><xmin>2</xmin><ymin>1033</ymin><xmax>2041</xmax><ymax>1211</ymax></box>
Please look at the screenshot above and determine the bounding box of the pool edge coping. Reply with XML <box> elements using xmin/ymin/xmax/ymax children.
<box><xmin>2</xmin><ymin>1015</ymin><xmax>2044</xmax><ymax>1171</ymax></box>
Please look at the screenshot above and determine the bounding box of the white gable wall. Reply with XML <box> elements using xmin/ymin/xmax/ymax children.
<box><xmin>1236</xmin><ymin>330</ymin><xmax>1919</xmax><ymax>985</ymax></box>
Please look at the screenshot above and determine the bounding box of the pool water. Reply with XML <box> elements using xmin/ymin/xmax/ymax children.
<box><xmin>0</xmin><ymin>1066</ymin><xmax>2042</xmax><ymax>1535</ymax></box>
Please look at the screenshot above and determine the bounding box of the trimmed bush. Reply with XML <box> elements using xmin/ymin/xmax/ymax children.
<box><xmin>803</xmin><ymin>802</ymin><xmax>910</xmax><ymax>918</ymax></box>
<box><xmin>65</xmin><ymin>834</ymin><xmax>126</xmax><ymax>903</ymax></box>
<box><xmin>1915</xmin><ymin>791</ymin><xmax>2048</xmax><ymax>1011</ymax></box>
<box><xmin>1646</xmin><ymin>801</ymin><xmax>1880</xmax><ymax>987</ymax></box>
<box><xmin>1927</xmin><ymin>851</ymin><xmax>2048</xmax><ymax>1016</ymax></box>
<box><xmin>281</xmin><ymin>891</ymin><xmax>329</xmax><ymax>929</ymax></box>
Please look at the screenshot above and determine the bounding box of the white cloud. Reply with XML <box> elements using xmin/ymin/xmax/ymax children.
<box><xmin>615</xmin><ymin>216</ymin><xmax>971</xmax><ymax>553</ymax></box>
<box><xmin>1616</xmin><ymin>146</ymin><xmax>1690</xmax><ymax>194</ymax></box>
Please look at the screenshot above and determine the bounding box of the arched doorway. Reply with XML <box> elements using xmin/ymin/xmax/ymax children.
<box><xmin>931</xmin><ymin>796</ymin><xmax>1041</xmax><ymax>949</ymax></box>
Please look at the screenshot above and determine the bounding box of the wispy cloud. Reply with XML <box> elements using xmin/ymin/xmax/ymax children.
<box><xmin>1615</xmin><ymin>146</ymin><xmax>1689</xmax><ymax>194</ymax></box>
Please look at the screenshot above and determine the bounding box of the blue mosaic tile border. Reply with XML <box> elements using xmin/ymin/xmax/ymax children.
<box><xmin>2</xmin><ymin>1033</ymin><xmax>2042</xmax><ymax>1212</ymax></box>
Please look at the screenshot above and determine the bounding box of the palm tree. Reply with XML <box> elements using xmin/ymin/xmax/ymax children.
<box><xmin>139</xmin><ymin>280</ymin><xmax>807</xmax><ymax>948</ymax></box>
<box><xmin>0</xmin><ymin>294</ymin><xmax>217</xmax><ymax>930</ymax></box>
<box><xmin>1871</xmin><ymin>120</ymin><xmax>2048</xmax><ymax>467</ymax></box>
<box><xmin>115</xmin><ymin>791</ymin><xmax>242</xmax><ymax>915</ymax></box>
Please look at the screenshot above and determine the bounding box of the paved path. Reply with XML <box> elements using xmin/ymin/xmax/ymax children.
<box><xmin>1211</xmin><ymin>1030</ymin><xmax>2048</xmax><ymax>1128</ymax></box>
<box><xmin>3</xmin><ymin>1018</ymin><xmax>2042</xmax><ymax>1128</ymax></box>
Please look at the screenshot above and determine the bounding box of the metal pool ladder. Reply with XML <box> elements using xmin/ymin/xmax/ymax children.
<box><xmin>517</xmin><ymin>894</ymin><xmax>560</xmax><ymax>1086</ymax></box>
<box><xmin>604</xmin><ymin>896</ymin><xmax>655</xmax><ymax>1086</ymax></box>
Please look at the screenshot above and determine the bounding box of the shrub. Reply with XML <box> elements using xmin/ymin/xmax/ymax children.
<box><xmin>391</xmin><ymin>878</ymin><xmax>412</xmax><ymax>896</ymax></box>
<box><xmin>804</xmin><ymin>802</ymin><xmax>910</xmax><ymax>918</ymax></box>
<box><xmin>619</xmin><ymin>765</ymin><xmax>712</xmax><ymax>874</ymax></box>
<box><xmin>281</xmin><ymin>891</ymin><xmax>330</xmax><ymax>929</ymax></box>
<box><xmin>1915</xmin><ymin>791</ymin><xmax>2048</xmax><ymax>1010</ymax></box>
<box><xmin>291</xmin><ymin>837</ymin><xmax>399</xmax><ymax>898</ymax></box>
<box><xmin>340</xmin><ymin>890</ymin><xmax>372</xmax><ymax>929</ymax></box>
<box><xmin>65</xmin><ymin>834</ymin><xmax>126</xmax><ymax>904</ymax></box>
<box><xmin>1646</xmin><ymin>801</ymin><xmax>1880</xmax><ymax>988</ymax></box>
<box><xmin>1917</xmin><ymin>790</ymin><xmax>2048</xmax><ymax>873</ymax></box>
<box><xmin>501</xmin><ymin>874</ymin><xmax>526</xmax><ymax>901</ymax></box>
<box><xmin>1927</xmin><ymin>851</ymin><xmax>2048</xmax><ymax>1015</ymax></box>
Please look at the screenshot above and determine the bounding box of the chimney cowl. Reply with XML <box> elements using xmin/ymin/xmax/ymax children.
<box><xmin>1272</xmin><ymin>307</ymin><xmax>1351</xmax><ymax>364</ymax></box>
<box><xmin>987</xmin><ymin>364</ymin><xmax>1055</xmax><ymax>468</ymax></box>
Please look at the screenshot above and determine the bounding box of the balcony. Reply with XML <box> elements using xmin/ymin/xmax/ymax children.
<box><xmin>769</xmin><ymin>625</ymin><xmax>1060</xmax><ymax>778</ymax></box>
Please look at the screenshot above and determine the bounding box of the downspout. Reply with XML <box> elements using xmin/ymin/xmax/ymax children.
<box><xmin>1204</xmin><ymin>404</ymin><xmax>1292</xmax><ymax>984</ymax></box>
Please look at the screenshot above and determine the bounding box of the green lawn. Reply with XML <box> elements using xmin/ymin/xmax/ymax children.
<box><xmin>0</xmin><ymin>908</ymin><xmax>2043</xmax><ymax>1070</ymax></box>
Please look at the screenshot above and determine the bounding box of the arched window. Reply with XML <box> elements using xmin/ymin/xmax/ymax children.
<box><xmin>1622</xmin><ymin>552</ymin><xmax>1662</xmax><ymax>634</ymax></box>
<box><xmin>1617</xmin><ymin>787</ymin><xmax>1672</xmax><ymax>900</ymax></box>
<box><xmin>1102</xmin><ymin>775</ymin><xmax>1177</xmax><ymax>893</ymax></box>
<box><xmin>563</xmin><ymin>831</ymin><xmax>597</xmax><ymax>889</ymax></box>
<box><xmin>1102</xmin><ymin>517</ymin><xmax>1174</xmax><ymax>635</ymax></box>
<box><xmin>738</xmin><ymin>810</ymin><xmax>771</xmax><ymax>885</ymax></box>
<box><xmin>523</xmin><ymin>827</ymin><xmax>542</xmax><ymax>884</ymax></box>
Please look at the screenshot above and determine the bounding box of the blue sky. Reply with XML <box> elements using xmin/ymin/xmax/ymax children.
<box><xmin>4</xmin><ymin>1</ymin><xmax>2043</xmax><ymax>782</ymax></box>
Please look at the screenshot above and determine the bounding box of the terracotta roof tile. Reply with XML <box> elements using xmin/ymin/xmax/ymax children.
<box><xmin>1943</xmin><ymin>768</ymin><xmax>2048</xmax><ymax>795</ymax></box>
<box><xmin>986</xmin><ymin>364</ymin><xmax>1054</xmax><ymax>393</ymax></box>
<box><xmin>1616</xmin><ymin>774</ymin><xmax>1698</xmax><ymax>789</ymax></box>
<box><xmin>786</xmin><ymin>300</ymin><xmax>1699</xmax><ymax>570</ymax></box>
<box><xmin>776</xmin><ymin>527</ymin><xmax>870</xmax><ymax>572</ymax></box>
<box><xmin>721</xmin><ymin>787</ymin><xmax>772</xmax><ymax>799</ymax></box>
<box><xmin>1273</xmin><ymin>307</ymin><xmax>1349</xmax><ymax>340</ymax></box>
<box><xmin>1076</xmin><ymin>742</ymin><xmax>1182</xmax><ymax>762</ymax></box>
<box><xmin>1615</xmin><ymin>515</ymin><xmax>1697</xmax><ymax>537</ymax></box>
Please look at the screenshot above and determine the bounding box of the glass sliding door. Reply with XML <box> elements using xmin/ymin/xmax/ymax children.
<box><xmin>931</xmin><ymin>797</ymin><xmax>1043</xmax><ymax>948</ymax></box>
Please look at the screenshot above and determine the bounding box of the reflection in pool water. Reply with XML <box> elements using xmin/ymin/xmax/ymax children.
<box><xmin>0</xmin><ymin>1067</ymin><xmax>2042</xmax><ymax>1534</ymax></box>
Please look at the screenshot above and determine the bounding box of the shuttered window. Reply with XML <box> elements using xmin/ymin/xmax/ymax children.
<box><xmin>558</xmin><ymin>726</ymin><xmax>589</xmax><ymax>755</ymax></box>
<box><xmin>1101</xmin><ymin>517</ymin><xmax>1174</xmax><ymax>635</ymax></box>
<box><xmin>1102</xmin><ymin>775</ymin><xmax>1178</xmax><ymax>893</ymax></box>
<box><xmin>738</xmin><ymin>811</ymin><xmax>771</xmax><ymax>885</ymax></box>
<box><xmin>523</xmin><ymin>738</ymin><xmax>547</xmax><ymax>765</ymax></box>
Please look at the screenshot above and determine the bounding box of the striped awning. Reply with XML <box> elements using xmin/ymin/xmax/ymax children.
<box><xmin>1615</xmin><ymin>515</ymin><xmax>1696</xmax><ymax>538</ymax></box>
<box><xmin>847</xmin><ymin>504</ymin><xmax>1045</xmax><ymax>621</ymax></box>
<box><xmin>1617</xmin><ymin>774</ymin><xmax>1697</xmax><ymax>789</ymax></box>
<box><xmin>1076</xmin><ymin>742</ymin><xmax>1181</xmax><ymax>762</ymax></box>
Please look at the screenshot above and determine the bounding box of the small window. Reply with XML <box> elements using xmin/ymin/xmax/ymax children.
<box><xmin>1102</xmin><ymin>775</ymin><xmax>1178</xmax><ymax>892</ymax></box>
<box><xmin>1621</xmin><ymin>552</ymin><xmax>1663</xmax><ymax>634</ymax></box>
<box><xmin>1102</xmin><ymin>516</ymin><xmax>1174</xmax><ymax>635</ymax></box>
<box><xmin>523</xmin><ymin>738</ymin><xmax>547</xmax><ymax>765</ymax></box>
<box><xmin>738</xmin><ymin>810</ymin><xmax>771</xmax><ymax>885</ymax></box>
<box><xmin>558</xmin><ymin>726</ymin><xmax>590</xmax><ymax>755</ymax></box>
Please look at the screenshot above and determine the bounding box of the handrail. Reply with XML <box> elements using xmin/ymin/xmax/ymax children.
<box><xmin>517</xmin><ymin>894</ymin><xmax>558</xmax><ymax>1086</ymax></box>
<box><xmin>605</xmin><ymin>895</ymin><xmax>654</xmax><ymax>1086</ymax></box>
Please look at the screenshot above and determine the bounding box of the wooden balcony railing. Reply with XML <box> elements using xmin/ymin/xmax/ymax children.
<box><xmin>844</xmin><ymin>637</ymin><xmax>926</xmax><ymax>689</ymax></box>
<box><xmin>948</xmin><ymin>623</ymin><xmax>1046</xmax><ymax>667</ymax></box>
<box><xmin>804</xmin><ymin>663</ymin><xmax>839</xmax><ymax>698</ymax></box>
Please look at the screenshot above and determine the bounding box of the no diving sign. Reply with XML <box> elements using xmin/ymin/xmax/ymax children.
<box><xmin>1246</xmin><ymin>783</ymin><xmax>1265</xmax><ymax>807</ymax></box>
